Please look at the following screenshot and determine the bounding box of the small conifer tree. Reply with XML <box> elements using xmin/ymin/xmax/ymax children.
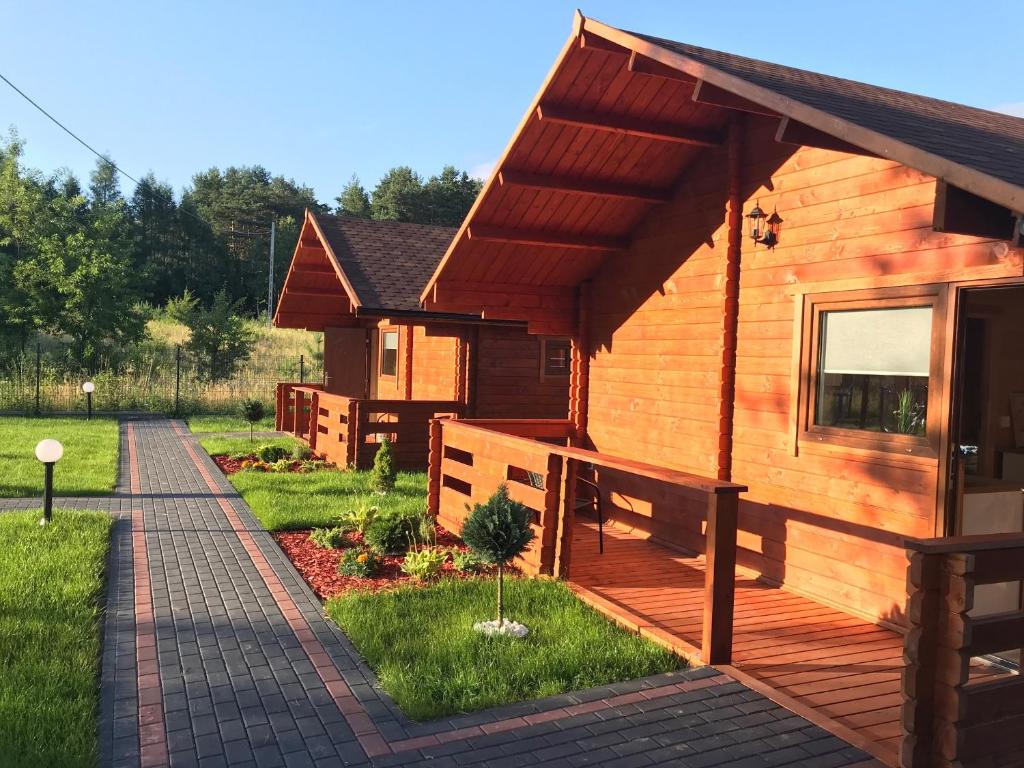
<box><xmin>461</xmin><ymin>484</ymin><xmax>534</xmax><ymax>626</ymax></box>
<box><xmin>240</xmin><ymin>398</ymin><xmax>266</xmax><ymax>442</ymax></box>
<box><xmin>371</xmin><ymin>437</ymin><xmax>397</xmax><ymax>493</ymax></box>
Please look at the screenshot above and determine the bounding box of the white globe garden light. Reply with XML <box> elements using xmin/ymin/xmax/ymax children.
<box><xmin>82</xmin><ymin>381</ymin><xmax>95</xmax><ymax>419</ymax></box>
<box><xmin>35</xmin><ymin>438</ymin><xmax>63</xmax><ymax>524</ymax></box>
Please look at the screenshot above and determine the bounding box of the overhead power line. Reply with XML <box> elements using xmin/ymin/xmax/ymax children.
<box><xmin>0</xmin><ymin>70</ymin><xmax>275</xmax><ymax>236</ymax></box>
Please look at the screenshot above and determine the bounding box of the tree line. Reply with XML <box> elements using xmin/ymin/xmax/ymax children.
<box><xmin>0</xmin><ymin>130</ymin><xmax>482</xmax><ymax>371</ymax></box>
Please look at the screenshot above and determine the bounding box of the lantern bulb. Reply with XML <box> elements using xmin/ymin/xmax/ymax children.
<box><xmin>35</xmin><ymin>439</ymin><xmax>64</xmax><ymax>464</ymax></box>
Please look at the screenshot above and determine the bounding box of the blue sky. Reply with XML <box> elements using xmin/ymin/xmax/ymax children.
<box><xmin>4</xmin><ymin>1</ymin><xmax>1022</xmax><ymax>205</ymax></box>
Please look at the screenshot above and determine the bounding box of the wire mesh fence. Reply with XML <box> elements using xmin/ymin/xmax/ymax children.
<box><xmin>0</xmin><ymin>343</ymin><xmax>323</xmax><ymax>416</ymax></box>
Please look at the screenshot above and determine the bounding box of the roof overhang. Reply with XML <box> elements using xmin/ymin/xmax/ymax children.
<box><xmin>421</xmin><ymin>11</ymin><xmax>1024</xmax><ymax>332</ymax></box>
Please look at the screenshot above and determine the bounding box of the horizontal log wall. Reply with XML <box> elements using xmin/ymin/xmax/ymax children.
<box><xmin>474</xmin><ymin>325</ymin><xmax>571</xmax><ymax>419</ymax></box>
<box><xmin>585</xmin><ymin>116</ymin><xmax>1024</xmax><ymax>623</ymax></box>
<box><xmin>411</xmin><ymin>325</ymin><xmax>462</xmax><ymax>402</ymax></box>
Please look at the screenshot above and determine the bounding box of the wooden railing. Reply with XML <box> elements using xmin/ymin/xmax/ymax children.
<box><xmin>903</xmin><ymin>534</ymin><xmax>1024</xmax><ymax>768</ymax></box>
<box><xmin>427</xmin><ymin>418</ymin><xmax>747</xmax><ymax>664</ymax></box>
<box><xmin>275</xmin><ymin>383</ymin><xmax>463</xmax><ymax>469</ymax></box>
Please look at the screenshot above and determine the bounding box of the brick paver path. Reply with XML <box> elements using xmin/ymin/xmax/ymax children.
<box><xmin>10</xmin><ymin>418</ymin><xmax>884</xmax><ymax>767</ymax></box>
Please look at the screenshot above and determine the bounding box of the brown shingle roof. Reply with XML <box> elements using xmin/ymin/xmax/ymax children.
<box><xmin>312</xmin><ymin>214</ymin><xmax>457</xmax><ymax>313</ymax></box>
<box><xmin>628</xmin><ymin>29</ymin><xmax>1024</xmax><ymax>207</ymax></box>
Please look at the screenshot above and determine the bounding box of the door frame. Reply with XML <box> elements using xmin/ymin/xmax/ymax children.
<box><xmin>938</xmin><ymin>276</ymin><xmax>1024</xmax><ymax>536</ymax></box>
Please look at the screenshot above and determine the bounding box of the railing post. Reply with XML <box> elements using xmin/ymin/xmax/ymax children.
<box><xmin>308</xmin><ymin>391</ymin><xmax>319</xmax><ymax>451</ymax></box>
<box><xmin>538</xmin><ymin>453</ymin><xmax>563</xmax><ymax>577</ymax></box>
<box><xmin>294</xmin><ymin>388</ymin><xmax>308</xmax><ymax>438</ymax></box>
<box><xmin>427</xmin><ymin>419</ymin><xmax>442</xmax><ymax>518</ymax></box>
<box><xmin>554</xmin><ymin>457</ymin><xmax>578</xmax><ymax>579</ymax></box>
<box><xmin>701</xmin><ymin>490</ymin><xmax>738</xmax><ymax>665</ymax></box>
<box><xmin>345</xmin><ymin>398</ymin><xmax>359</xmax><ymax>469</ymax></box>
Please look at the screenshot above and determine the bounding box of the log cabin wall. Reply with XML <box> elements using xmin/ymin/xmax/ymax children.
<box><xmin>474</xmin><ymin>325</ymin><xmax>571</xmax><ymax>419</ymax></box>
<box><xmin>584</xmin><ymin>116</ymin><xmax>1024</xmax><ymax>624</ymax></box>
<box><xmin>410</xmin><ymin>324</ymin><xmax>462</xmax><ymax>402</ymax></box>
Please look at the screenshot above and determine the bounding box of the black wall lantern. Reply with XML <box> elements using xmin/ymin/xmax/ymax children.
<box><xmin>746</xmin><ymin>201</ymin><xmax>783</xmax><ymax>248</ymax></box>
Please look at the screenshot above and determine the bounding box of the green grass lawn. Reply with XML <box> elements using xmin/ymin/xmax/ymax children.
<box><xmin>187</xmin><ymin>414</ymin><xmax>278</xmax><ymax>433</ymax></box>
<box><xmin>0</xmin><ymin>510</ymin><xmax>112</xmax><ymax>767</ymax></box>
<box><xmin>0</xmin><ymin>417</ymin><xmax>120</xmax><ymax>497</ymax></box>
<box><xmin>200</xmin><ymin>436</ymin><xmax>428</xmax><ymax>530</ymax></box>
<box><xmin>327</xmin><ymin>578</ymin><xmax>681</xmax><ymax>721</ymax></box>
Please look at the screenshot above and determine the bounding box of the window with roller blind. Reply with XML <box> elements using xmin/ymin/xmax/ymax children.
<box><xmin>799</xmin><ymin>286</ymin><xmax>945</xmax><ymax>456</ymax></box>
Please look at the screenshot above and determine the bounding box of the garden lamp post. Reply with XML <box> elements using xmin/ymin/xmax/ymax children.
<box><xmin>35</xmin><ymin>439</ymin><xmax>63</xmax><ymax>525</ymax></box>
<box><xmin>82</xmin><ymin>381</ymin><xmax>95</xmax><ymax>420</ymax></box>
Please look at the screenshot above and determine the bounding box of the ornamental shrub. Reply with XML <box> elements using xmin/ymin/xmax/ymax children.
<box><xmin>239</xmin><ymin>398</ymin><xmax>266</xmax><ymax>442</ymax></box>
<box><xmin>339</xmin><ymin>548</ymin><xmax>381</xmax><ymax>578</ymax></box>
<box><xmin>365</xmin><ymin>512</ymin><xmax>414</xmax><ymax>554</ymax></box>
<box><xmin>460</xmin><ymin>484</ymin><xmax>534</xmax><ymax>625</ymax></box>
<box><xmin>451</xmin><ymin>549</ymin><xmax>484</xmax><ymax>574</ymax></box>
<box><xmin>256</xmin><ymin>444</ymin><xmax>289</xmax><ymax>463</ymax></box>
<box><xmin>291</xmin><ymin>443</ymin><xmax>313</xmax><ymax>461</ymax></box>
<box><xmin>339</xmin><ymin>504</ymin><xmax>378</xmax><ymax>534</ymax></box>
<box><xmin>309</xmin><ymin>527</ymin><xmax>346</xmax><ymax>549</ymax></box>
<box><xmin>400</xmin><ymin>546</ymin><xmax>448</xmax><ymax>581</ymax></box>
<box><xmin>371</xmin><ymin>437</ymin><xmax>397</xmax><ymax>493</ymax></box>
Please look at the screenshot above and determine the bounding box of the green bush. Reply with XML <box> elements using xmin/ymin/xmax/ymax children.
<box><xmin>365</xmin><ymin>512</ymin><xmax>415</xmax><ymax>554</ymax></box>
<box><xmin>240</xmin><ymin>398</ymin><xmax>266</xmax><ymax>441</ymax></box>
<box><xmin>451</xmin><ymin>549</ymin><xmax>484</xmax><ymax>573</ymax></box>
<box><xmin>309</xmin><ymin>527</ymin><xmax>347</xmax><ymax>549</ymax></box>
<box><xmin>371</xmin><ymin>437</ymin><xmax>397</xmax><ymax>493</ymax></box>
<box><xmin>400</xmin><ymin>547</ymin><xmax>448</xmax><ymax>581</ymax></box>
<box><xmin>339</xmin><ymin>548</ymin><xmax>382</xmax><ymax>578</ymax></box>
<box><xmin>339</xmin><ymin>504</ymin><xmax>378</xmax><ymax>534</ymax></box>
<box><xmin>256</xmin><ymin>444</ymin><xmax>289</xmax><ymax>463</ymax></box>
<box><xmin>291</xmin><ymin>443</ymin><xmax>313</xmax><ymax>461</ymax></box>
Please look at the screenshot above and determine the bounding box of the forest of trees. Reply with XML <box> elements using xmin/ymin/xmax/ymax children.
<box><xmin>0</xmin><ymin>130</ymin><xmax>482</xmax><ymax>370</ymax></box>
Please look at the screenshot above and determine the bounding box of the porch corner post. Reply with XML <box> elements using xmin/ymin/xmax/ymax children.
<box><xmin>427</xmin><ymin>418</ymin><xmax>443</xmax><ymax>519</ymax></box>
<box><xmin>275</xmin><ymin>384</ymin><xmax>285</xmax><ymax>431</ymax></box>
<box><xmin>308</xmin><ymin>391</ymin><xmax>319</xmax><ymax>451</ymax></box>
<box><xmin>570</xmin><ymin>282</ymin><xmax>592</xmax><ymax>447</ymax></box>
<box><xmin>540</xmin><ymin>452</ymin><xmax>564</xmax><ymax>577</ymax></box>
<box><xmin>701</xmin><ymin>490</ymin><xmax>738</xmax><ymax>665</ymax></box>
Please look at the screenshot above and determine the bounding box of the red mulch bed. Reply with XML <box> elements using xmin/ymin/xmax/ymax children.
<box><xmin>212</xmin><ymin>454</ymin><xmax>332</xmax><ymax>475</ymax></box>
<box><xmin>273</xmin><ymin>525</ymin><xmax>486</xmax><ymax>600</ymax></box>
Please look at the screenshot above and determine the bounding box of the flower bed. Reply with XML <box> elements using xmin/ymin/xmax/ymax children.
<box><xmin>212</xmin><ymin>453</ymin><xmax>333</xmax><ymax>475</ymax></box>
<box><xmin>273</xmin><ymin>524</ymin><xmax>490</xmax><ymax>599</ymax></box>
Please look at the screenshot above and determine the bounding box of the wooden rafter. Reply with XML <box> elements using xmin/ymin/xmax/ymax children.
<box><xmin>535</xmin><ymin>103</ymin><xmax>721</xmax><ymax>147</ymax></box>
<box><xmin>628</xmin><ymin>50</ymin><xmax>697</xmax><ymax>83</ymax></box>
<box><xmin>498</xmin><ymin>169</ymin><xmax>672</xmax><ymax>203</ymax></box>
<box><xmin>775</xmin><ymin>117</ymin><xmax>878</xmax><ymax>157</ymax></box>
<box><xmin>579</xmin><ymin>32</ymin><xmax>629</xmax><ymax>55</ymax></box>
<box><xmin>692</xmin><ymin>80</ymin><xmax>779</xmax><ymax>116</ymax></box>
<box><xmin>467</xmin><ymin>224</ymin><xmax>627</xmax><ymax>252</ymax></box>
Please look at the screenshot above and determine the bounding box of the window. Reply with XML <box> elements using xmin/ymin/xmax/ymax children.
<box><xmin>541</xmin><ymin>337</ymin><xmax>571</xmax><ymax>379</ymax></box>
<box><xmin>800</xmin><ymin>286</ymin><xmax>945</xmax><ymax>456</ymax></box>
<box><xmin>380</xmin><ymin>330</ymin><xmax>398</xmax><ymax>377</ymax></box>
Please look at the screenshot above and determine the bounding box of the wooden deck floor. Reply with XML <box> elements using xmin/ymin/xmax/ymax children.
<box><xmin>568</xmin><ymin>521</ymin><xmax>905</xmax><ymax>766</ymax></box>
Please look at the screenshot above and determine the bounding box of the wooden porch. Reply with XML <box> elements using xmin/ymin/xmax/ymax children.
<box><xmin>276</xmin><ymin>382</ymin><xmax>464</xmax><ymax>469</ymax></box>
<box><xmin>569</xmin><ymin>520</ymin><xmax>906</xmax><ymax>765</ymax></box>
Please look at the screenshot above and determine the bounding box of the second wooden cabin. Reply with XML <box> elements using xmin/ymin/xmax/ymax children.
<box><xmin>273</xmin><ymin>211</ymin><xmax>569</xmax><ymax>468</ymax></box>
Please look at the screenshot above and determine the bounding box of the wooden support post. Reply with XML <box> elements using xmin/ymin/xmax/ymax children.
<box><xmin>403</xmin><ymin>326</ymin><xmax>414</xmax><ymax>400</ymax></box>
<box><xmin>701</xmin><ymin>491</ymin><xmax>738</xmax><ymax>665</ymax></box>
<box><xmin>294</xmin><ymin>389</ymin><xmax>308</xmax><ymax>439</ymax></box>
<box><xmin>570</xmin><ymin>282</ymin><xmax>591</xmax><ymax>447</ymax></box>
<box><xmin>554</xmin><ymin>457</ymin><xmax>578</xmax><ymax>579</ymax></box>
<box><xmin>539</xmin><ymin>453</ymin><xmax>564</xmax><ymax>577</ymax></box>
<box><xmin>718</xmin><ymin>115</ymin><xmax>743</xmax><ymax>483</ymax></box>
<box><xmin>427</xmin><ymin>419</ymin><xmax>443</xmax><ymax>518</ymax></box>
<box><xmin>345</xmin><ymin>398</ymin><xmax>359</xmax><ymax>469</ymax></box>
<box><xmin>275</xmin><ymin>384</ymin><xmax>288</xmax><ymax>431</ymax></box>
<box><xmin>352</xmin><ymin>399</ymin><xmax>364</xmax><ymax>469</ymax></box>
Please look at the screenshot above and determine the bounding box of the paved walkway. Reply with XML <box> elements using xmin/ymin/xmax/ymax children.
<box><xmin>8</xmin><ymin>418</ymin><xmax>884</xmax><ymax>767</ymax></box>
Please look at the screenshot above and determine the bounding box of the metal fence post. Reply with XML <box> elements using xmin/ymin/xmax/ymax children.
<box><xmin>175</xmin><ymin>345</ymin><xmax>181</xmax><ymax>417</ymax></box>
<box><xmin>299</xmin><ymin>354</ymin><xmax>305</xmax><ymax>384</ymax></box>
<box><xmin>34</xmin><ymin>343</ymin><xmax>41</xmax><ymax>416</ymax></box>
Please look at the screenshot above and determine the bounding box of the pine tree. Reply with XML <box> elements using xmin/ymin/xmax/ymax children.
<box><xmin>335</xmin><ymin>174</ymin><xmax>371</xmax><ymax>217</ymax></box>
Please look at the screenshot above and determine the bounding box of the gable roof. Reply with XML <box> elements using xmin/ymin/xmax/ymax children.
<box><xmin>420</xmin><ymin>13</ymin><xmax>1024</xmax><ymax>330</ymax></box>
<box><xmin>314</xmin><ymin>214</ymin><xmax>457</xmax><ymax>313</ymax></box>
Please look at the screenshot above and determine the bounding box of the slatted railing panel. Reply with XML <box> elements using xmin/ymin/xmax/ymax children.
<box><xmin>356</xmin><ymin>400</ymin><xmax>465</xmax><ymax>470</ymax></box>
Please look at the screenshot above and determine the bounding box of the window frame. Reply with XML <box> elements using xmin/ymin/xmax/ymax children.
<box><xmin>539</xmin><ymin>336</ymin><xmax>572</xmax><ymax>382</ymax></box>
<box><xmin>379</xmin><ymin>328</ymin><xmax>399</xmax><ymax>379</ymax></box>
<box><xmin>797</xmin><ymin>285</ymin><xmax>946</xmax><ymax>459</ymax></box>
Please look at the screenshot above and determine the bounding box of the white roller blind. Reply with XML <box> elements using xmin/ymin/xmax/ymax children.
<box><xmin>821</xmin><ymin>307</ymin><xmax>932</xmax><ymax>377</ymax></box>
<box><xmin>383</xmin><ymin>332</ymin><xmax>398</xmax><ymax>350</ymax></box>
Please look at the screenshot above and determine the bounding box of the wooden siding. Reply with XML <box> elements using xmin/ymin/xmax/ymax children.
<box><xmin>584</xmin><ymin>117</ymin><xmax>1024</xmax><ymax>623</ymax></box>
<box><xmin>410</xmin><ymin>325</ymin><xmax>462</xmax><ymax>401</ymax></box>
<box><xmin>474</xmin><ymin>325</ymin><xmax>570</xmax><ymax>419</ymax></box>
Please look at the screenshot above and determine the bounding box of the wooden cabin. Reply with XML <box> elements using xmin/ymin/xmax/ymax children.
<box><xmin>273</xmin><ymin>211</ymin><xmax>569</xmax><ymax>468</ymax></box>
<box><xmin>420</xmin><ymin>13</ymin><xmax>1024</xmax><ymax>767</ymax></box>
